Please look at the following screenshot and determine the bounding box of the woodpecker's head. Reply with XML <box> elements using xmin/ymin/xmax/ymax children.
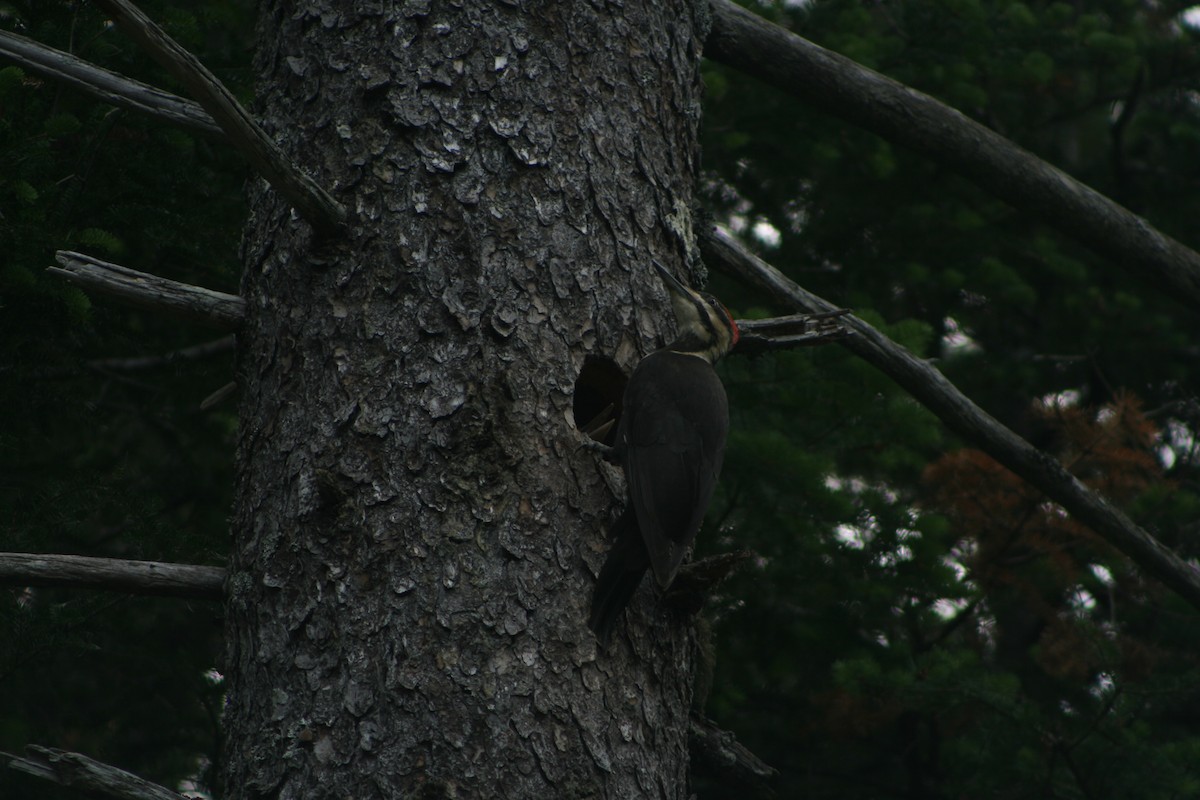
<box><xmin>652</xmin><ymin>260</ymin><xmax>739</xmax><ymax>363</ymax></box>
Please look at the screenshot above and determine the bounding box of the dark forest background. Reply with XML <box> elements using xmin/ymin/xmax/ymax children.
<box><xmin>4</xmin><ymin>1</ymin><xmax>1200</xmax><ymax>797</ymax></box>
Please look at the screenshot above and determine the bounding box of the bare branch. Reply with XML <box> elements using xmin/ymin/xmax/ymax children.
<box><xmin>0</xmin><ymin>552</ymin><xmax>224</xmax><ymax>600</ymax></box>
<box><xmin>705</xmin><ymin>0</ymin><xmax>1200</xmax><ymax>313</ymax></box>
<box><xmin>2</xmin><ymin>746</ymin><xmax>187</xmax><ymax>800</ymax></box>
<box><xmin>200</xmin><ymin>381</ymin><xmax>238</xmax><ymax>411</ymax></box>
<box><xmin>36</xmin><ymin>335</ymin><xmax>236</xmax><ymax>380</ymax></box>
<box><xmin>49</xmin><ymin>251</ymin><xmax>245</xmax><ymax>330</ymax></box>
<box><xmin>88</xmin><ymin>334</ymin><xmax>236</xmax><ymax>372</ymax></box>
<box><xmin>735</xmin><ymin>309</ymin><xmax>853</xmax><ymax>355</ymax></box>
<box><xmin>0</xmin><ymin>29</ymin><xmax>222</xmax><ymax>137</ymax></box>
<box><xmin>91</xmin><ymin>0</ymin><xmax>347</xmax><ymax>234</ymax></box>
<box><xmin>703</xmin><ymin>226</ymin><xmax>1200</xmax><ymax>613</ymax></box>
<box><xmin>689</xmin><ymin>713</ymin><xmax>778</xmax><ymax>786</ymax></box>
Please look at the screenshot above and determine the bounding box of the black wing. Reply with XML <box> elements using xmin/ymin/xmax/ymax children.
<box><xmin>587</xmin><ymin>508</ymin><xmax>649</xmax><ymax>645</ymax></box>
<box><xmin>620</xmin><ymin>350</ymin><xmax>729</xmax><ymax>589</ymax></box>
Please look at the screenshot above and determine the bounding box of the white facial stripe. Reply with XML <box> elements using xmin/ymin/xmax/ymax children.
<box><xmin>667</xmin><ymin>283</ymin><xmax>736</xmax><ymax>362</ymax></box>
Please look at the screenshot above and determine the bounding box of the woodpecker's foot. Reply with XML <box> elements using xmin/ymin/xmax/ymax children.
<box><xmin>662</xmin><ymin>550</ymin><xmax>754</xmax><ymax>613</ymax></box>
<box><xmin>577</xmin><ymin>436</ymin><xmax>619</xmax><ymax>464</ymax></box>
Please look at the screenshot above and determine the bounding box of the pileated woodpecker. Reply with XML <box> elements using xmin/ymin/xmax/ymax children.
<box><xmin>588</xmin><ymin>261</ymin><xmax>739</xmax><ymax>644</ymax></box>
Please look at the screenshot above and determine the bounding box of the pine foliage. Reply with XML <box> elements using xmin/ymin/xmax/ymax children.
<box><xmin>4</xmin><ymin>1</ymin><xmax>1200</xmax><ymax>798</ymax></box>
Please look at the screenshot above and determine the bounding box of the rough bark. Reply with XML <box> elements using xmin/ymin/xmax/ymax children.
<box><xmin>225</xmin><ymin>3</ymin><xmax>707</xmax><ymax>798</ymax></box>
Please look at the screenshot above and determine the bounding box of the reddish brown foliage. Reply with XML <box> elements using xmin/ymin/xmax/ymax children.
<box><xmin>923</xmin><ymin>393</ymin><xmax>1167</xmax><ymax>680</ymax></box>
<box><xmin>924</xmin><ymin>392</ymin><xmax>1162</xmax><ymax>586</ymax></box>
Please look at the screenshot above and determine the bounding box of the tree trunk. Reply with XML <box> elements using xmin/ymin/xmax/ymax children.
<box><xmin>223</xmin><ymin>2</ymin><xmax>707</xmax><ymax>797</ymax></box>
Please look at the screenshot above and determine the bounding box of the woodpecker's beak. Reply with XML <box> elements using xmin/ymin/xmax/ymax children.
<box><xmin>651</xmin><ymin>260</ymin><xmax>704</xmax><ymax>334</ymax></box>
<box><xmin>651</xmin><ymin>259</ymin><xmax>691</xmax><ymax>300</ymax></box>
<box><xmin>650</xmin><ymin>259</ymin><xmax>738</xmax><ymax>360</ymax></box>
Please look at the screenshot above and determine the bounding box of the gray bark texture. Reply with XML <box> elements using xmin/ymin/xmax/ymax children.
<box><xmin>224</xmin><ymin>3</ymin><xmax>708</xmax><ymax>799</ymax></box>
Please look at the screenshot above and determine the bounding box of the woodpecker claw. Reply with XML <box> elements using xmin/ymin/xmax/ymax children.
<box><xmin>577</xmin><ymin>436</ymin><xmax>618</xmax><ymax>463</ymax></box>
<box><xmin>662</xmin><ymin>550</ymin><xmax>754</xmax><ymax>614</ymax></box>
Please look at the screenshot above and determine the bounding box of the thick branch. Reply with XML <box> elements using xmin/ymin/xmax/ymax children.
<box><xmin>91</xmin><ymin>0</ymin><xmax>347</xmax><ymax>234</ymax></box>
<box><xmin>705</xmin><ymin>0</ymin><xmax>1200</xmax><ymax>312</ymax></box>
<box><xmin>49</xmin><ymin>251</ymin><xmax>245</xmax><ymax>329</ymax></box>
<box><xmin>2</xmin><ymin>746</ymin><xmax>186</xmax><ymax>800</ymax></box>
<box><xmin>704</xmin><ymin>226</ymin><xmax>1200</xmax><ymax>613</ymax></box>
<box><xmin>0</xmin><ymin>552</ymin><xmax>224</xmax><ymax>600</ymax></box>
<box><xmin>0</xmin><ymin>29</ymin><xmax>222</xmax><ymax>137</ymax></box>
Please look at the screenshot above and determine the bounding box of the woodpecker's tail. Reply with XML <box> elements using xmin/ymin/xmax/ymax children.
<box><xmin>588</xmin><ymin>509</ymin><xmax>650</xmax><ymax>646</ymax></box>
